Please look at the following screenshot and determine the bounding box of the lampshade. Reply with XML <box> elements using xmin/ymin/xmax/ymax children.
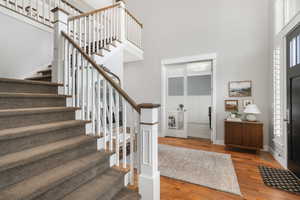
<box><xmin>244</xmin><ymin>104</ymin><xmax>261</xmax><ymax>114</ymax></box>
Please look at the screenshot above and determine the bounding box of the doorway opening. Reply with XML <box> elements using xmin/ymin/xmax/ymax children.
<box><xmin>161</xmin><ymin>54</ymin><xmax>217</xmax><ymax>143</ymax></box>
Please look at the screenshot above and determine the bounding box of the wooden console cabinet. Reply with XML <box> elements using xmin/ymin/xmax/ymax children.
<box><xmin>225</xmin><ymin>120</ymin><xmax>263</xmax><ymax>153</ymax></box>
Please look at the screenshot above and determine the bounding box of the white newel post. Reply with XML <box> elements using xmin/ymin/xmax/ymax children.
<box><xmin>138</xmin><ymin>104</ymin><xmax>160</xmax><ymax>200</ymax></box>
<box><xmin>119</xmin><ymin>1</ymin><xmax>126</xmax><ymax>42</ymax></box>
<box><xmin>51</xmin><ymin>7</ymin><xmax>69</xmax><ymax>94</ymax></box>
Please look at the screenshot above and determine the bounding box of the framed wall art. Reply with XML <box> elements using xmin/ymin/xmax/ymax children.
<box><xmin>228</xmin><ymin>81</ymin><xmax>252</xmax><ymax>97</ymax></box>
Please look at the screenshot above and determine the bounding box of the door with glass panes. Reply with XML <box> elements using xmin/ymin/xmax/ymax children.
<box><xmin>165</xmin><ymin>62</ymin><xmax>212</xmax><ymax>139</ymax></box>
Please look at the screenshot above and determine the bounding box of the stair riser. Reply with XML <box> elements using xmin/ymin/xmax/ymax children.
<box><xmin>98</xmin><ymin>176</ymin><xmax>125</xmax><ymax>200</ymax></box>
<box><xmin>0</xmin><ymin>139</ymin><xmax>97</xmax><ymax>190</ymax></box>
<box><xmin>27</xmin><ymin>77</ymin><xmax>51</xmax><ymax>82</ymax></box>
<box><xmin>39</xmin><ymin>71</ymin><xmax>52</xmax><ymax>76</ymax></box>
<box><xmin>0</xmin><ymin>97</ymin><xmax>66</xmax><ymax>109</ymax></box>
<box><xmin>35</xmin><ymin>159</ymin><xmax>110</xmax><ymax>200</ymax></box>
<box><xmin>0</xmin><ymin>111</ymin><xmax>75</xmax><ymax>130</ymax></box>
<box><xmin>0</xmin><ymin>125</ymin><xmax>86</xmax><ymax>157</ymax></box>
<box><xmin>0</xmin><ymin>82</ymin><xmax>57</xmax><ymax>94</ymax></box>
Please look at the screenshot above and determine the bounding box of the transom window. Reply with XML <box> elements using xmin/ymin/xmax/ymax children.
<box><xmin>289</xmin><ymin>35</ymin><xmax>300</xmax><ymax>67</ymax></box>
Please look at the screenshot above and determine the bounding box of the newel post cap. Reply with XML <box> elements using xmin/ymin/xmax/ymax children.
<box><xmin>138</xmin><ymin>103</ymin><xmax>160</xmax><ymax>124</ymax></box>
<box><xmin>138</xmin><ymin>103</ymin><xmax>161</xmax><ymax>110</ymax></box>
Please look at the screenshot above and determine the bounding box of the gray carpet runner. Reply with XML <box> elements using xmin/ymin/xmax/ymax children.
<box><xmin>0</xmin><ymin>77</ymin><xmax>139</xmax><ymax>200</ymax></box>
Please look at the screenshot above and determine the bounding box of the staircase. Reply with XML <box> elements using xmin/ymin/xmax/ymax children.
<box><xmin>0</xmin><ymin>78</ymin><xmax>139</xmax><ymax>199</ymax></box>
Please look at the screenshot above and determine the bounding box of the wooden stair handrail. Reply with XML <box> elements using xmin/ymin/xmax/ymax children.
<box><xmin>68</xmin><ymin>3</ymin><xmax>121</xmax><ymax>21</ymax></box>
<box><xmin>125</xmin><ymin>9</ymin><xmax>143</xmax><ymax>28</ymax></box>
<box><xmin>61</xmin><ymin>31</ymin><xmax>140</xmax><ymax>113</ymax></box>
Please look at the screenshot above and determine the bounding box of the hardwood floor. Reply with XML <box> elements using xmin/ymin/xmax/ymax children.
<box><xmin>158</xmin><ymin>137</ymin><xmax>300</xmax><ymax>200</ymax></box>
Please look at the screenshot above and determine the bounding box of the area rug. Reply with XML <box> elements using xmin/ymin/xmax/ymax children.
<box><xmin>259</xmin><ymin>166</ymin><xmax>300</xmax><ymax>194</ymax></box>
<box><xmin>158</xmin><ymin>144</ymin><xmax>242</xmax><ymax>196</ymax></box>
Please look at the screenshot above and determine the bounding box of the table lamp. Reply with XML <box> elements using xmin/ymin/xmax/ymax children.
<box><xmin>244</xmin><ymin>104</ymin><xmax>261</xmax><ymax>121</ymax></box>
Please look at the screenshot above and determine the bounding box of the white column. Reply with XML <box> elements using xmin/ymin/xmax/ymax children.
<box><xmin>119</xmin><ymin>1</ymin><xmax>126</xmax><ymax>42</ymax></box>
<box><xmin>138</xmin><ymin>104</ymin><xmax>160</xmax><ymax>200</ymax></box>
<box><xmin>51</xmin><ymin>7</ymin><xmax>69</xmax><ymax>93</ymax></box>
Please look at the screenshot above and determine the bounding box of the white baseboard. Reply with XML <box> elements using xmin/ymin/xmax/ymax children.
<box><xmin>263</xmin><ymin>145</ymin><xmax>269</xmax><ymax>152</ymax></box>
<box><xmin>213</xmin><ymin>140</ymin><xmax>269</xmax><ymax>152</ymax></box>
<box><xmin>213</xmin><ymin>140</ymin><xmax>224</xmax><ymax>145</ymax></box>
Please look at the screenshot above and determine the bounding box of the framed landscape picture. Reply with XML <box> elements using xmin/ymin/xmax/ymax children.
<box><xmin>225</xmin><ymin>100</ymin><xmax>239</xmax><ymax>112</ymax></box>
<box><xmin>229</xmin><ymin>81</ymin><xmax>252</xmax><ymax>97</ymax></box>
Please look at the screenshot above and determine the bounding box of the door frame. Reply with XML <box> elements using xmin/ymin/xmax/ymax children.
<box><xmin>161</xmin><ymin>53</ymin><xmax>217</xmax><ymax>143</ymax></box>
<box><xmin>274</xmin><ymin>12</ymin><xmax>300</xmax><ymax>169</ymax></box>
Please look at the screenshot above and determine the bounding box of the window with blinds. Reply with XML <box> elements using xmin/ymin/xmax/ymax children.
<box><xmin>273</xmin><ymin>48</ymin><xmax>282</xmax><ymax>138</ymax></box>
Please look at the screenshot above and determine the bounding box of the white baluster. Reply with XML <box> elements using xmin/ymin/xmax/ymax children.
<box><xmin>80</xmin><ymin>55</ymin><xmax>85</xmax><ymax>119</ymax></box>
<box><xmin>86</xmin><ymin>57</ymin><xmax>90</xmax><ymax>120</ymax></box>
<box><xmin>130</xmin><ymin>107</ymin><xmax>135</xmax><ymax>185</ymax></box>
<box><xmin>95</xmin><ymin>13</ymin><xmax>98</xmax><ymax>54</ymax></box>
<box><xmin>63</xmin><ymin>38</ymin><xmax>68</xmax><ymax>94</ymax></box>
<box><xmin>103</xmin><ymin>80</ymin><xmax>107</xmax><ymax>149</ymax></box>
<box><xmin>87</xmin><ymin>15</ymin><xmax>91</xmax><ymax>55</ymax></box>
<box><xmin>109</xmin><ymin>85</ymin><xmax>113</xmax><ymax>151</ymax></box>
<box><xmin>99</xmin><ymin>12</ymin><xmax>103</xmax><ymax>49</ymax></box>
<box><xmin>91</xmin><ymin>67</ymin><xmax>95</xmax><ymax>134</ymax></box>
<box><xmin>104</xmin><ymin>10</ymin><xmax>107</xmax><ymax>48</ymax></box>
<box><xmin>116</xmin><ymin>92</ymin><xmax>120</xmax><ymax>166</ymax></box>
<box><xmin>97</xmin><ymin>74</ymin><xmax>101</xmax><ymax>136</ymax></box>
<box><xmin>122</xmin><ymin>99</ymin><xmax>127</xmax><ymax>168</ymax></box>
<box><xmin>72</xmin><ymin>48</ymin><xmax>76</xmax><ymax>107</ymax></box>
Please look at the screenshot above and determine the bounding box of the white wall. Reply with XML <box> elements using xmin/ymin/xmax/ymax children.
<box><xmin>103</xmin><ymin>47</ymin><xmax>124</xmax><ymax>84</ymax></box>
<box><xmin>124</xmin><ymin>0</ymin><xmax>271</xmax><ymax>146</ymax></box>
<box><xmin>0</xmin><ymin>12</ymin><xmax>53</xmax><ymax>79</ymax></box>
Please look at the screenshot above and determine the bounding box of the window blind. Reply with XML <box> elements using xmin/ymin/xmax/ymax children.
<box><xmin>273</xmin><ymin>48</ymin><xmax>282</xmax><ymax>138</ymax></box>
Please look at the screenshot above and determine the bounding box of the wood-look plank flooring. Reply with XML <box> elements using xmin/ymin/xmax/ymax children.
<box><xmin>158</xmin><ymin>137</ymin><xmax>300</xmax><ymax>200</ymax></box>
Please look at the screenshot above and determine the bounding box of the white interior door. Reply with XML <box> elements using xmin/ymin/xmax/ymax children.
<box><xmin>186</xmin><ymin>62</ymin><xmax>212</xmax><ymax>139</ymax></box>
<box><xmin>165</xmin><ymin>65</ymin><xmax>188</xmax><ymax>138</ymax></box>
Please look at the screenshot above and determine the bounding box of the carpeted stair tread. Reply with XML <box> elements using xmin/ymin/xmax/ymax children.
<box><xmin>0</xmin><ymin>92</ymin><xmax>70</xmax><ymax>98</ymax></box>
<box><xmin>62</xmin><ymin>168</ymin><xmax>125</xmax><ymax>200</ymax></box>
<box><xmin>0</xmin><ymin>120</ymin><xmax>90</xmax><ymax>140</ymax></box>
<box><xmin>0</xmin><ymin>77</ymin><xmax>61</xmax><ymax>86</ymax></box>
<box><xmin>0</xmin><ymin>135</ymin><xmax>94</xmax><ymax>172</ymax></box>
<box><xmin>112</xmin><ymin>188</ymin><xmax>140</xmax><ymax>200</ymax></box>
<box><xmin>0</xmin><ymin>106</ymin><xmax>79</xmax><ymax>117</ymax></box>
<box><xmin>0</xmin><ymin>152</ymin><xmax>109</xmax><ymax>200</ymax></box>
